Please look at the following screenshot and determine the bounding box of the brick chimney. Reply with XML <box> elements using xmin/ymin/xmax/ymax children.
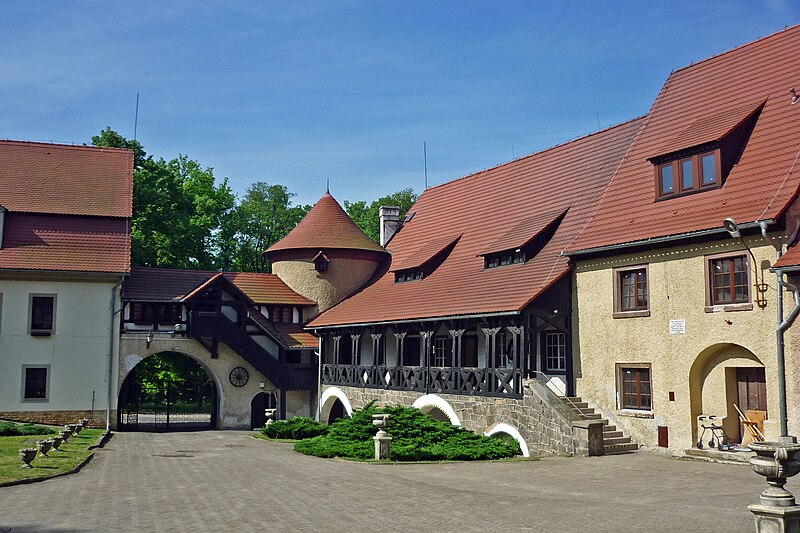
<box><xmin>379</xmin><ymin>205</ymin><xmax>401</xmax><ymax>247</ymax></box>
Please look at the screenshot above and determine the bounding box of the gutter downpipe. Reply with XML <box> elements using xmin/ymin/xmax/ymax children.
<box><xmin>107</xmin><ymin>277</ymin><xmax>124</xmax><ymax>431</ymax></box>
<box><xmin>762</xmin><ymin>220</ymin><xmax>800</xmax><ymax>440</ymax></box>
<box><xmin>316</xmin><ymin>333</ymin><xmax>323</xmax><ymax>422</ymax></box>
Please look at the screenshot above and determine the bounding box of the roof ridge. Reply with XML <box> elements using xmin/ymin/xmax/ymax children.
<box><xmin>671</xmin><ymin>23</ymin><xmax>800</xmax><ymax>76</ymax></box>
<box><xmin>422</xmin><ymin>115</ymin><xmax>647</xmax><ymax>196</ymax></box>
<box><xmin>0</xmin><ymin>139</ymin><xmax>134</xmax><ymax>154</ymax></box>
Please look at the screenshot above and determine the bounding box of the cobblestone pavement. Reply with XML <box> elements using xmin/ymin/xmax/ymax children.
<box><xmin>0</xmin><ymin>430</ymin><xmax>785</xmax><ymax>532</ymax></box>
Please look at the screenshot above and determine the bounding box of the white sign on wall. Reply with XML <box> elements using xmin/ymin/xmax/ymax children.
<box><xmin>669</xmin><ymin>319</ymin><xmax>686</xmax><ymax>335</ymax></box>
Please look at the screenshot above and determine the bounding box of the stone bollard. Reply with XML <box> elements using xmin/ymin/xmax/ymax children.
<box><xmin>748</xmin><ymin>440</ymin><xmax>800</xmax><ymax>532</ymax></box>
<box><xmin>372</xmin><ymin>414</ymin><xmax>392</xmax><ymax>461</ymax></box>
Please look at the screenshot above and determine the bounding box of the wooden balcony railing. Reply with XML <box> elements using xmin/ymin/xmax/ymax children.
<box><xmin>321</xmin><ymin>364</ymin><xmax>522</xmax><ymax>399</ymax></box>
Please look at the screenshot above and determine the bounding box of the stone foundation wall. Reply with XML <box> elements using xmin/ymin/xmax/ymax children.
<box><xmin>326</xmin><ymin>379</ymin><xmax>587</xmax><ymax>456</ymax></box>
<box><xmin>0</xmin><ymin>410</ymin><xmax>106</xmax><ymax>428</ymax></box>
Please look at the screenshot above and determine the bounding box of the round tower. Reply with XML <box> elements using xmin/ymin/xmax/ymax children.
<box><xmin>266</xmin><ymin>192</ymin><xmax>389</xmax><ymax>318</ymax></box>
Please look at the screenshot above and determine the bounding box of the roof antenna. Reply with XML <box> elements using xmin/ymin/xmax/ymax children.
<box><xmin>423</xmin><ymin>141</ymin><xmax>428</xmax><ymax>189</ymax></box>
<box><xmin>596</xmin><ymin>112</ymin><xmax>601</xmax><ymax>130</ymax></box>
<box><xmin>133</xmin><ymin>92</ymin><xmax>140</xmax><ymax>142</ymax></box>
<box><xmin>326</xmin><ymin>178</ymin><xmax>330</xmax><ymax>194</ymax></box>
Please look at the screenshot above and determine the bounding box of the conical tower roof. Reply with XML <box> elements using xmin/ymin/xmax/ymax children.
<box><xmin>266</xmin><ymin>193</ymin><xmax>387</xmax><ymax>255</ymax></box>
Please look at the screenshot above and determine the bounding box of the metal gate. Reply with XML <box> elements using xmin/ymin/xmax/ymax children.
<box><xmin>120</xmin><ymin>379</ymin><xmax>217</xmax><ymax>431</ymax></box>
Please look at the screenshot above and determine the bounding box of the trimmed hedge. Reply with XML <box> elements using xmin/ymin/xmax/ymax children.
<box><xmin>261</xmin><ymin>417</ymin><xmax>328</xmax><ymax>440</ymax></box>
<box><xmin>294</xmin><ymin>403</ymin><xmax>521</xmax><ymax>461</ymax></box>
<box><xmin>0</xmin><ymin>422</ymin><xmax>57</xmax><ymax>437</ymax></box>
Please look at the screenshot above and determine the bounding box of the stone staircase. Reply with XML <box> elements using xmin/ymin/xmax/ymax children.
<box><xmin>564</xmin><ymin>396</ymin><xmax>638</xmax><ymax>455</ymax></box>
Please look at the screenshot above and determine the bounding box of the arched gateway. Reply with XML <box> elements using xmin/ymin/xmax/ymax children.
<box><xmin>118</xmin><ymin>351</ymin><xmax>219</xmax><ymax>431</ymax></box>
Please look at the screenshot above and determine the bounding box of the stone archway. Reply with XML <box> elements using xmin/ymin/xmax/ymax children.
<box><xmin>484</xmin><ymin>422</ymin><xmax>530</xmax><ymax>457</ymax></box>
<box><xmin>117</xmin><ymin>351</ymin><xmax>221</xmax><ymax>431</ymax></box>
<box><xmin>251</xmin><ymin>391</ymin><xmax>278</xmax><ymax>429</ymax></box>
<box><xmin>320</xmin><ymin>386</ymin><xmax>353</xmax><ymax>424</ymax></box>
<box><xmin>689</xmin><ymin>342</ymin><xmax>765</xmax><ymax>445</ymax></box>
<box><xmin>412</xmin><ymin>394</ymin><xmax>461</xmax><ymax>426</ymax></box>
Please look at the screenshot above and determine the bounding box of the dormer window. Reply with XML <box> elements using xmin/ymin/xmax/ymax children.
<box><xmin>485</xmin><ymin>250</ymin><xmax>525</xmax><ymax>269</ymax></box>
<box><xmin>650</xmin><ymin>101</ymin><xmax>763</xmax><ymax>200</ymax></box>
<box><xmin>313</xmin><ymin>251</ymin><xmax>330</xmax><ymax>273</ymax></box>
<box><xmin>395</xmin><ymin>269</ymin><xmax>423</xmax><ymax>283</ymax></box>
<box><xmin>391</xmin><ymin>234</ymin><xmax>460</xmax><ymax>284</ymax></box>
<box><xmin>657</xmin><ymin>150</ymin><xmax>720</xmax><ymax>198</ymax></box>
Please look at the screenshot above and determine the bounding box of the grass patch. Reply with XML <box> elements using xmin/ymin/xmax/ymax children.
<box><xmin>0</xmin><ymin>428</ymin><xmax>104</xmax><ymax>485</ymax></box>
<box><xmin>294</xmin><ymin>403</ymin><xmax>521</xmax><ymax>461</ymax></box>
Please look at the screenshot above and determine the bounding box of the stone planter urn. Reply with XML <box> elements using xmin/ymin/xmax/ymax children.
<box><xmin>51</xmin><ymin>436</ymin><xmax>63</xmax><ymax>451</ymax></box>
<box><xmin>749</xmin><ymin>441</ymin><xmax>800</xmax><ymax>531</ymax></box>
<box><xmin>60</xmin><ymin>428</ymin><xmax>71</xmax><ymax>443</ymax></box>
<box><xmin>19</xmin><ymin>448</ymin><xmax>36</xmax><ymax>468</ymax></box>
<box><xmin>81</xmin><ymin>418</ymin><xmax>89</xmax><ymax>428</ymax></box>
<box><xmin>73</xmin><ymin>422</ymin><xmax>83</xmax><ymax>435</ymax></box>
<box><xmin>36</xmin><ymin>439</ymin><xmax>52</xmax><ymax>458</ymax></box>
<box><xmin>372</xmin><ymin>413</ymin><xmax>392</xmax><ymax>461</ymax></box>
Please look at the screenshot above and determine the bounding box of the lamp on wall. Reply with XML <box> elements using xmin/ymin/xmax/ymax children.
<box><xmin>146</xmin><ymin>331</ymin><xmax>153</xmax><ymax>348</ymax></box>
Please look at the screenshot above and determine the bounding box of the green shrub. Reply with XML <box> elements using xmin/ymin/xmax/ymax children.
<box><xmin>294</xmin><ymin>403</ymin><xmax>520</xmax><ymax>461</ymax></box>
<box><xmin>261</xmin><ymin>417</ymin><xmax>328</xmax><ymax>440</ymax></box>
<box><xmin>0</xmin><ymin>422</ymin><xmax>57</xmax><ymax>437</ymax></box>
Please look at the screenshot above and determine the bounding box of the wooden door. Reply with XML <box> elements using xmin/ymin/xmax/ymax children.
<box><xmin>737</xmin><ymin>367</ymin><xmax>767</xmax><ymax>412</ymax></box>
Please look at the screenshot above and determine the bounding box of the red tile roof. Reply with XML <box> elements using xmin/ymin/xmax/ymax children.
<box><xmin>308</xmin><ymin>117</ymin><xmax>643</xmax><ymax>327</ymax></box>
<box><xmin>0</xmin><ymin>140</ymin><xmax>133</xmax><ymax>217</ymax></box>
<box><xmin>0</xmin><ymin>213</ymin><xmax>130</xmax><ymax>273</ymax></box>
<box><xmin>479</xmin><ymin>209</ymin><xmax>567</xmax><ymax>256</ymax></box>
<box><xmin>266</xmin><ymin>193</ymin><xmax>388</xmax><ymax>255</ymax></box>
<box><xmin>569</xmin><ymin>26</ymin><xmax>800</xmax><ymax>254</ymax></box>
<box><xmin>651</xmin><ymin>100</ymin><xmax>764</xmax><ymax>159</ymax></box>
<box><xmin>772</xmin><ymin>247</ymin><xmax>800</xmax><ymax>269</ymax></box>
<box><xmin>389</xmin><ymin>234</ymin><xmax>461</xmax><ymax>272</ymax></box>
<box><xmin>250</xmin><ymin>311</ymin><xmax>318</xmax><ymax>349</ymax></box>
<box><xmin>123</xmin><ymin>267</ymin><xmax>314</xmax><ymax>305</ymax></box>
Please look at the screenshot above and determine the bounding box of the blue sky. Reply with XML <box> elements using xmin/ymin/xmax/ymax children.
<box><xmin>0</xmin><ymin>1</ymin><xmax>796</xmax><ymax>206</ymax></box>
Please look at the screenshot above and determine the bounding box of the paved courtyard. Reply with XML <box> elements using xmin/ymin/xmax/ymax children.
<box><xmin>0</xmin><ymin>430</ymin><xmax>785</xmax><ymax>532</ymax></box>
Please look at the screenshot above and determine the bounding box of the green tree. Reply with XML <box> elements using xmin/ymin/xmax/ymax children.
<box><xmin>344</xmin><ymin>188</ymin><xmax>418</xmax><ymax>243</ymax></box>
<box><xmin>92</xmin><ymin>129</ymin><xmax>235</xmax><ymax>269</ymax></box>
<box><xmin>228</xmin><ymin>182</ymin><xmax>310</xmax><ymax>272</ymax></box>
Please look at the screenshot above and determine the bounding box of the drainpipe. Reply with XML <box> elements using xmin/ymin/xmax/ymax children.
<box><xmin>106</xmin><ymin>277</ymin><xmax>124</xmax><ymax>431</ymax></box>
<box><xmin>762</xmin><ymin>220</ymin><xmax>800</xmax><ymax>440</ymax></box>
<box><xmin>316</xmin><ymin>333</ymin><xmax>322</xmax><ymax>421</ymax></box>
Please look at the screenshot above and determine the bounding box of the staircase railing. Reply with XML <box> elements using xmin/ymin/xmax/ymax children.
<box><xmin>530</xmin><ymin>370</ymin><xmax>584</xmax><ymax>414</ymax></box>
<box><xmin>190</xmin><ymin>311</ymin><xmax>284</xmax><ymax>387</ymax></box>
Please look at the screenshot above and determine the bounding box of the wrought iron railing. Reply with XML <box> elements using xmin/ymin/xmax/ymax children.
<box><xmin>322</xmin><ymin>363</ymin><xmax>523</xmax><ymax>399</ymax></box>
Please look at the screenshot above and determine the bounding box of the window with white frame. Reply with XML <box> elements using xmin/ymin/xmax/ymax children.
<box><xmin>544</xmin><ymin>331</ymin><xmax>567</xmax><ymax>372</ymax></box>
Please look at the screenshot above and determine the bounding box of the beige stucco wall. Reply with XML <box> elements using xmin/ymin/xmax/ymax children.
<box><xmin>0</xmin><ymin>276</ymin><xmax>121</xmax><ymax>421</ymax></box>
<box><xmin>574</xmin><ymin>235</ymin><xmax>799</xmax><ymax>451</ymax></box>
<box><xmin>271</xmin><ymin>250</ymin><xmax>381</xmax><ymax>318</ymax></box>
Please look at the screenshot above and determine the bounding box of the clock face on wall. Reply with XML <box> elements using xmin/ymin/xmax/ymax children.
<box><xmin>229</xmin><ymin>366</ymin><xmax>249</xmax><ymax>387</ymax></box>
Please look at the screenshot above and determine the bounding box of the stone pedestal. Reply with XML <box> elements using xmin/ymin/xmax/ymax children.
<box><xmin>749</xmin><ymin>504</ymin><xmax>800</xmax><ymax>532</ymax></box>
<box><xmin>374</xmin><ymin>431</ymin><xmax>392</xmax><ymax>460</ymax></box>
<box><xmin>572</xmin><ymin>419</ymin><xmax>605</xmax><ymax>456</ymax></box>
<box><xmin>750</xmin><ymin>441</ymin><xmax>800</xmax><ymax>532</ymax></box>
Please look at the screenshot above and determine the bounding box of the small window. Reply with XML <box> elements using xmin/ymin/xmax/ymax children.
<box><xmin>681</xmin><ymin>159</ymin><xmax>694</xmax><ymax>190</ymax></box>
<box><xmin>618</xmin><ymin>366</ymin><xmax>652</xmax><ymax>411</ymax></box>
<box><xmin>654</xmin><ymin>149</ymin><xmax>721</xmax><ymax>199</ymax></box>
<box><xmin>544</xmin><ymin>331</ymin><xmax>567</xmax><ymax>372</ymax></box>
<box><xmin>708</xmin><ymin>254</ymin><xmax>750</xmax><ymax>307</ymax></box>
<box><xmin>495</xmin><ymin>331</ymin><xmax>512</xmax><ymax>368</ymax></box>
<box><xmin>701</xmin><ymin>152</ymin><xmax>718</xmax><ymax>185</ymax></box>
<box><xmin>659</xmin><ymin>164</ymin><xmax>674</xmax><ymax>195</ymax></box>
<box><xmin>485</xmin><ymin>250</ymin><xmax>525</xmax><ymax>269</ymax></box>
<box><xmin>22</xmin><ymin>366</ymin><xmax>49</xmax><ymax>401</ymax></box>
<box><xmin>613</xmin><ymin>265</ymin><xmax>650</xmax><ymax>318</ymax></box>
<box><xmin>29</xmin><ymin>295</ymin><xmax>56</xmax><ymax>335</ymax></box>
<box><xmin>395</xmin><ymin>269</ymin><xmax>424</xmax><ymax>283</ymax></box>
<box><xmin>433</xmin><ymin>336</ymin><xmax>452</xmax><ymax>367</ymax></box>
